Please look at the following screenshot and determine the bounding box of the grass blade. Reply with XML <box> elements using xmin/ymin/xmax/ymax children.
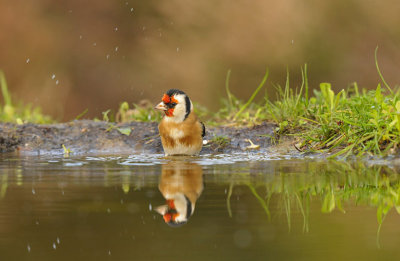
<box><xmin>233</xmin><ymin>69</ymin><xmax>269</xmax><ymax>120</ymax></box>
<box><xmin>375</xmin><ymin>46</ymin><xmax>393</xmax><ymax>94</ymax></box>
<box><xmin>0</xmin><ymin>70</ymin><xmax>12</xmax><ymax>106</ymax></box>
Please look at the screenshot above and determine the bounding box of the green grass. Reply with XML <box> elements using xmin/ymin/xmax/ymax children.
<box><xmin>0</xmin><ymin>70</ymin><xmax>52</xmax><ymax>124</ymax></box>
<box><xmin>265</xmin><ymin>48</ymin><xmax>400</xmax><ymax>158</ymax></box>
<box><xmin>297</xmin><ymin>81</ymin><xmax>400</xmax><ymax>158</ymax></box>
<box><xmin>207</xmin><ymin>47</ymin><xmax>400</xmax><ymax>158</ymax></box>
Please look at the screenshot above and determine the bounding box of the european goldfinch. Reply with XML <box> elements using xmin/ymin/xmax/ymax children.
<box><xmin>154</xmin><ymin>161</ymin><xmax>203</xmax><ymax>226</ymax></box>
<box><xmin>154</xmin><ymin>89</ymin><xmax>205</xmax><ymax>156</ymax></box>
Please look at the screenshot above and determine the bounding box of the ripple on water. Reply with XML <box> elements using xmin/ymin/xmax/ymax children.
<box><xmin>118</xmin><ymin>154</ymin><xmax>165</xmax><ymax>166</ymax></box>
<box><xmin>40</xmin><ymin>152</ymin><xmax>320</xmax><ymax>169</ymax></box>
<box><xmin>193</xmin><ymin>152</ymin><xmax>291</xmax><ymax>165</ymax></box>
<box><xmin>63</xmin><ymin>162</ymin><xmax>86</xmax><ymax>167</ymax></box>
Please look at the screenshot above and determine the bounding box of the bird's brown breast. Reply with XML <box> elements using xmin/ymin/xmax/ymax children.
<box><xmin>158</xmin><ymin>113</ymin><xmax>203</xmax><ymax>155</ymax></box>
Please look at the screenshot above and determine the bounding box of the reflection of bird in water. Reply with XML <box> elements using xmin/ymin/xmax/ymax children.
<box><xmin>154</xmin><ymin>89</ymin><xmax>205</xmax><ymax>156</ymax></box>
<box><xmin>155</xmin><ymin>160</ymin><xmax>203</xmax><ymax>227</ymax></box>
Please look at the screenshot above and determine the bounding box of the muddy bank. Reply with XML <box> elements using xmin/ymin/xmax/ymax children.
<box><xmin>0</xmin><ymin>120</ymin><xmax>294</xmax><ymax>155</ymax></box>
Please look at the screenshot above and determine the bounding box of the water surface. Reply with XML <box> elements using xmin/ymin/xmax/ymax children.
<box><xmin>0</xmin><ymin>154</ymin><xmax>400</xmax><ymax>260</ymax></box>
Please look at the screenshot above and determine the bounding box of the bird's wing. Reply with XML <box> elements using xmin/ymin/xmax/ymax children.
<box><xmin>201</xmin><ymin>122</ymin><xmax>206</xmax><ymax>138</ymax></box>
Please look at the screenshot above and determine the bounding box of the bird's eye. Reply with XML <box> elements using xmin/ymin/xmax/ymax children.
<box><xmin>171</xmin><ymin>102</ymin><xmax>177</xmax><ymax>106</ymax></box>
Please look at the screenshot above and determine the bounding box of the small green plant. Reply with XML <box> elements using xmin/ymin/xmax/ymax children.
<box><xmin>0</xmin><ymin>70</ymin><xmax>52</xmax><ymax>124</ymax></box>
<box><xmin>62</xmin><ymin>144</ymin><xmax>72</xmax><ymax>156</ymax></box>
<box><xmin>102</xmin><ymin>109</ymin><xmax>112</xmax><ymax>122</ymax></box>
<box><xmin>214</xmin><ymin>69</ymin><xmax>269</xmax><ymax>125</ymax></box>
<box><xmin>115</xmin><ymin>100</ymin><xmax>162</xmax><ymax>122</ymax></box>
<box><xmin>264</xmin><ymin>65</ymin><xmax>310</xmax><ymax>133</ymax></box>
<box><xmin>208</xmin><ymin>135</ymin><xmax>231</xmax><ymax>150</ymax></box>
<box><xmin>75</xmin><ymin>108</ymin><xmax>89</xmax><ymax>120</ymax></box>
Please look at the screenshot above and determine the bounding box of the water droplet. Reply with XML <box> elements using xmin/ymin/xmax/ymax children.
<box><xmin>55</xmin><ymin>80</ymin><xmax>59</xmax><ymax>85</ymax></box>
<box><xmin>108</xmin><ymin>250</ymin><xmax>111</xmax><ymax>255</ymax></box>
<box><xmin>224</xmin><ymin>188</ymin><xmax>227</xmax><ymax>194</ymax></box>
<box><xmin>148</xmin><ymin>203</ymin><xmax>152</xmax><ymax>211</ymax></box>
<box><xmin>107</xmin><ymin>208</ymin><xmax>111</xmax><ymax>213</ymax></box>
<box><xmin>35</xmin><ymin>220</ymin><xmax>39</xmax><ymax>225</ymax></box>
<box><xmin>142</xmin><ymin>26</ymin><xmax>146</xmax><ymax>31</ymax></box>
<box><xmin>26</xmin><ymin>58</ymin><xmax>30</xmax><ymax>64</ymax></box>
<box><xmin>115</xmin><ymin>46</ymin><xmax>119</xmax><ymax>52</ymax></box>
<box><xmin>61</xmin><ymin>190</ymin><xmax>65</xmax><ymax>195</ymax></box>
<box><xmin>51</xmin><ymin>74</ymin><xmax>56</xmax><ymax>80</ymax></box>
<box><xmin>79</xmin><ymin>35</ymin><xmax>83</xmax><ymax>40</ymax></box>
<box><xmin>130</xmin><ymin>8</ymin><xmax>134</xmax><ymax>12</ymax></box>
<box><xmin>106</xmin><ymin>54</ymin><xmax>110</xmax><ymax>60</ymax></box>
<box><xmin>291</xmin><ymin>39</ymin><xmax>294</xmax><ymax>44</ymax></box>
<box><xmin>27</xmin><ymin>244</ymin><xmax>31</xmax><ymax>252</ymax></box>
<box><xmin>93</xmin><ymin>42</ymin><xmax>97</xmax><ymax>46</ymax></box>
<box><xmin>114</xmin><ymin>27</ymin><xmax>118</xmax><ymax>32</ymax></box>
<box><xmin>52</xmin><ymin>243</ymin><xmax>57</xmax><ymax>249</ymax></box>
<box><xmin>32</xmin><ymin>188</ymin><xmax>36</xmax><ymax>195</ymax></box>
<box><xmin>56</xmin><ymin>237</ymin><xmax>60</xmax><ymax>244</ymax></box>
<box><xmin>176</xmin><ymin>47</ymin><xmax>180</xmax><ymax>52</ymax></box>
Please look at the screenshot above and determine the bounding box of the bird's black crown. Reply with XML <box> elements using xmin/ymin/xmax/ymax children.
<box><xmin>166</xmin><ymin>89</ymin><xmax>187</xmax><ymax>97</ymax></box>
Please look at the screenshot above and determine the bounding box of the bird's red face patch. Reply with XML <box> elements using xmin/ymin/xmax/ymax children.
<box><xmin>166</xmin><ymin>199</ymin><xmax>175</xmax><ymax>209</ymax></box>
<box><xmin>162</xmin><ymin>94</ymin><xmax>170</xmax><ymax>104</ymax></box>
<box><xmin>161</xmin><ymin>94</ymin><xmax>179</xmax><ymax>117</ymax></box>
<box><xmin>162</xmin><ymin>199</ymin><xmax>179</xmax><ymax>223</ymax></box>
<box><xmin>165</xmin><ymin>108</ymin><xmax>174</xmax><ymax>117</ymax></box>
<box><xmin>163</xmin><ymin>213</ymin><xmax>171</xmax><ymax>222</ymax></box>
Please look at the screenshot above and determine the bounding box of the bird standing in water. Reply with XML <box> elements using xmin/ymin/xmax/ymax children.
<box><xmin>154</xmin><ymin>89</ymin><xmax>205</xmax><ymax>156</ymax></box>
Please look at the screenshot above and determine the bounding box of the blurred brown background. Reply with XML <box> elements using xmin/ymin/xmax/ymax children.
<box><xmin>1</xmin><ymin>0</ymin><xmax>400</xmax><ymax>121</ymax></box>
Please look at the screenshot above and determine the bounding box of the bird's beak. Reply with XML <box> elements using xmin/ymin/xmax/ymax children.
<box><xmin>154</xmin><ymin>102</ymin><xmax>167</xmax><ymax>111</ymax></box>
<box><xmin>154</xmin><ymin>205</ymin><xmax>168</xmax><ymax>215</ymax></box>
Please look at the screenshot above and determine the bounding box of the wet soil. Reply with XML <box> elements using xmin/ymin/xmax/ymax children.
<box><xmin>0</xmin><ymin>120</ymin><xmax>292</xmax><ymax>155</ymax></box>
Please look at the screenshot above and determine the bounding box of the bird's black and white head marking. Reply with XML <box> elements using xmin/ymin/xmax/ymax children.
<box><xmin>164</xmin><ymin>89</ymin><xmax>193</xmax><ymax>122</ymax></box>
<box><xmin>164</xmin><ymin>195</ymin><xmax>193</xmax><ymax>227</ymax></box>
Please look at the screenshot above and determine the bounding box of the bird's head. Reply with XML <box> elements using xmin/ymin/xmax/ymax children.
<box><xmin>154</xmin><ymin>193</ymin><xmax>194</xmax><ymax>227</ymax></box>
<box><xmin>154</xmin><ymin>89</ymin><xmax>193</xmax><ymax>122</ymax></box>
